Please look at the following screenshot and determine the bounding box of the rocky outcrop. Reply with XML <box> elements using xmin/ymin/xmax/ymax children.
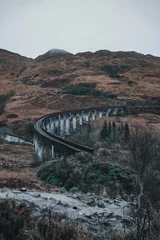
<box><xmin>0</xmin><ymin>188</ymin><xmax>134</xmax><ymax>238</ymax></box>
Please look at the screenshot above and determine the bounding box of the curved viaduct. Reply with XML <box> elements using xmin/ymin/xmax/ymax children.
<box><xmin>33</xmin><ymin>105</ymin><xmax>160</xmax><ymax>161</ymax></box>
<box><xmin>33</xmin><ymin>106</ymin><xmax>125</xmax><ymax>161</ymax></box>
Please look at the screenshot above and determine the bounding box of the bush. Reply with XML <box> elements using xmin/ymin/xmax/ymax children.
<box><xmin>38</xmin><ymin>155</ymin><xmax>134</xmax><ymax>195</ymax></box>
<box><xmin>61</xmin><ymin>87</ymin><xmax>117</xmax><ymax>98</ymax></box>
<box><xmin>0</xmin><ymin>200</ymin><xmax>25</xmax><ymax>240</ymax></box>
<box><xmin>62</xmin><ymin>87</ymin><xmax>91</xmax><ymax>95</ymax></box>
<box><xmin>0</xmin><ymin>200</ymin><xmax>97</xmax><ymax>240</ymax></box>
<box><xmin>0</xmin><ymin>91</ymin><xmax>15</xmax><ymax>114</ymax></box>
<box><xmin>103</xmin><ymin>92</ymin><xmax>117</xmax><ymax>98</ymax></box>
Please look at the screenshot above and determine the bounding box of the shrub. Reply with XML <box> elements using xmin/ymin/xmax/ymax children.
<box><xmin>38</xmin><ymin>155</ymin><xmax>134</xmax><ymax>195</ymax></box>
<box><xmin>0</xmin><ymin>200</ymin><xmax>25</xmax><ymax>240</ymax></box>
<box><xmin>61</xmin><ymin>87</ymin><xmax>117</xmax><ymax>98</ymax></box>
<box><xmin>103</xmin><ymin>92</ymin><xmax>117</xmax><ymax>98</ymax></box>
<box><xmin>62</xmin><ymin>87</ymin><xmax>91</xmax><ymax>95</ymax></box>
<box><xmin>0</xmin><ymin>200</ymin><xmax>97</xmax><ymax>240</ymax></box>
<box><xmin>0</xmin><ymin>91</ymin><xmax>15</xmax><ymax>114</ymax></box>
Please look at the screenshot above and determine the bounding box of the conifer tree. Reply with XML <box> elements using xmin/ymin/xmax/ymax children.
<box><xmin>100</xmin><ymin>120</ymin><xmax>108</xmax><ymax>139</ymax></box>
<box><xmin>112</xmin><ymin>121</ymin><xmax>116</xmax><ymax>142</ymax></box>
<box><xmin>87</xmin><ymin>122</ymin><xmax>91</xmax><ymax>135</ymax></box>
<box><xmin>124</xmin><ymin>122</ymin><xmax>130</xmax><ymax>142</ymax></box>
<box><xmin>120</xmin><ymin>122</ymin><xmax>124</xmax><ymax>135</ymax></box>
<box><xmin>108</xmin><ymin>121</ymin><xmax>112</xmax><ymax>137</ymax></box>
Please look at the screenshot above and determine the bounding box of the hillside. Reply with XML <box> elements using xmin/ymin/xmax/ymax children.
<box><xmin>0</xmin><ymin>48</ymin><xmax>160</xmax><ymax>239</ymax></box>
<box><xmin>0</xmin><ymin>48</ymin><xmax>160</xmax><ymax>125</ymax></box>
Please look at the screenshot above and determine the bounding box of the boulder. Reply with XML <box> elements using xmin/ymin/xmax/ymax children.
<box><xmin>97</xmin><ymin>148</ymin><xmax>111</xmax><ymax>156</ymax></box>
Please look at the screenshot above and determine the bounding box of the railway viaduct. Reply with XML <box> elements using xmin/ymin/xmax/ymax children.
<box><xmin>33</xmin><ymin>106</ymin><xmax>125</xmax><ymax>161</ymax></box>
<box><xmin>33</xmin><ymin>104</ymin><xmax>160</xmax><ymax>161</ymax></box>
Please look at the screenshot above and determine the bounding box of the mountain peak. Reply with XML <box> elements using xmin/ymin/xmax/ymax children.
<box><xmin>35</xmin><ymin>48</ymin><xmax>72</xmax><ymax>62</ymax></box>
<box><xmin>46</xmin><ymin>49</ymin><xmax>71</xmax><ymax>55</ymax></box>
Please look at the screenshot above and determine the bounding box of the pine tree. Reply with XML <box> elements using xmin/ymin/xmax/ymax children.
<box><xmin>87</xmin><ymin>122</ymin><xmax>91</xmax><ymax>135</ymax></box>
<box><xmin>124</xmin><ymin>122</ymin><xmax>130</xmax><ymax>142</ymax></box>
<box><xmin>120</xmin><ymin>122</ymin><xmax>124</xmax><ymax>135</ymax></box>
<box><xmin>108</xmin><ymin>121</ymin><xmax>112</xmax><ymax>137</ymax></box>
<box><xmin>100</xmin><ymin>120</ymin><xmax>108</xmax><ymax>139</ymax></box>
<box><xmin>112</xmin><ymin>121</ymin><xmax>116</xmax><ymax>142</ymax></box>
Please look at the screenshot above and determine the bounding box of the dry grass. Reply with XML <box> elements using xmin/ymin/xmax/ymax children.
<box><xmin>0</xmin><ymin>143</ymin><xmax>56</xmax><ymax>190</ymax></box>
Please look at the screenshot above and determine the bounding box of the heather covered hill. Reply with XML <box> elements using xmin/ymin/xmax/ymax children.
<box><xmin>19</xmin><ymin>49</ymin><xmax>160</xmax><ymax>99</ymax></box>
<box><xmin>0</xmin><ymin>48</ymin><xmax>32</xmax><ymax>84</ymax></box>
<box><xmin>0</xmin><ymin>48</ymin><xmax>160</xmax><ymax>124</ymax></box>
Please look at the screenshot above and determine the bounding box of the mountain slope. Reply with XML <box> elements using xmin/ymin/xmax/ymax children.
<box><xmin>0</xmin><ymin>49</ymin><xmax>33</xmax><ymax>93</ymax></box>
<box><xmin>0</xmin><ymin>48</ymin><xmax>160</xmax><ymax>124</ymax></box>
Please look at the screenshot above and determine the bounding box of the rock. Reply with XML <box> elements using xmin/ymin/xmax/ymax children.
<box><xmin>109</xmin><ymin>217</ymin><xmax>122</xmax><ymax>229</ymax></box>
<box><xmin>40</xmin><ymin>207</ymin><xmax>49</xmax><ymax>214</ymax></box>
<box><xmin>0</xmin><ymin>188</ymin><xmax>133</xmax><ymax>239</ymax></box>
<box><xmin>13</xmin><ymin>191</ymin><xmax>22</xmax><ymax>194</ymax></box>
<box><xmin>102</xmin><ymin>219</ymin><xmax>111</xmax><ymax>226</ymax></box>
<box><xmin>103</xmin><ymin>211</ymin><xmax>113</xmax><ymax>218</ymax></box>
<box><xmin>97</xmin><ymin>147</ymin><xmax>106</xmax><ymax>156</ymax></box>
<box><xmin>60</xmin><ymin>187</ymin><xmax>66</xmax><ymax>193</ymax></box>
<box><xmin>20</xmin><ymin>188</ymin><xmax>27</xmax><ymax>192</ymax></box>
<box><xmin>122</xmin><ymin>216</ymin><xmax>133</xmax><ymax>226</ymax></box>
<box><xmin>73</xmin><ymin>206</ymin><xmax>78</xmax><ymax>210</ymax></box>
<box><xmin>85</xmin><ymin>214</ymin><xmax>92</xmax><ymax>219</ymax></box>
<box><xmin>93</xmin><ymin>141</ymin><xmax>103</xmax><ymax>154</ymax></box>
<box><xmin>87</xmin><ymin>199</ymin><xmax>96</xmax><ymax>207</ymax></box>
<box><xmin>97</xmin><ymin>148</ymin><xmax>111</xmax><ymax>156</ymax></box>
<box><xmin>2</xmin><ymin>188</ymin><xmax>8</xmax><ymax>192</ymax></box>
<box><xmin>105</xmin><ymin>199</ymin><xmax>114</xmax><ymax>204</ymax></box>
<box><xmin>97</xmin><ymin>202</ymin><xmax>105</xmax><ymax>208</ymax></box>
<box><xmin>33</xmin><ymin>193</ymin><xmax>41</xmax><ymax>198</ymax></box>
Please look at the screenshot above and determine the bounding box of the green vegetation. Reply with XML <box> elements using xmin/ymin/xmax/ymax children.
<box><xmin>99</xmin><ymin>120</ymin><xmax>130</xmax><ymax>148</ymax></box>
<box><xmin>124</xmin><ymin>122</ymin><xmax>130</xmax><ymax>142</ymax></box>
<box><xmin>67</xmin><ymin>119</ymin><xmax>130</xmax><ymax>148</ymax></box>
<box><xmin>11</xmin><ymin>121</ymin><xmax>34</xmax><ymax>142</ymax></box>
<box><xmin>100</xmin><ymin>120</ymin><xmax>108</xmax><ymax>139</ymax></box>
<box><xmin>62</xmin><ymin>87</ymin><xmax>90</xmax><ymax>95</ymax></box>
<box><xmin>38</xmin><ymin>153</ymin><xmax>133</xmax><ymax>195</ymax></box>
<box><xmin>61</xmin><ymin>87</ymin><xmax>117</xmax><ymax>98</ymax></box>
<box><xmin>0</xmin><ymin>91</ymin><xmax>15</xmax><ymax>114</ymax></box>
<box><xmin>112</xmin><ymin>121</ymin><xmax>116</xmax><ymax>142</ymax></box>
<box><xmin>38</xmin><ymin>125</ymin><xmax>160</xmax><ymax>239</ymax></box>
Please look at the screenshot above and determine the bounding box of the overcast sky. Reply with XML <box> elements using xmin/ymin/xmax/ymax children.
<box><xmin>0</xmin><ymin>0</ymin><xmax>160</xmax><ymax>58</ymax></box>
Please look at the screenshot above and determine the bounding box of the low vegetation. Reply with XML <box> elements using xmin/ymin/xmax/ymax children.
<box><xmin>11</xmin><ymin>121</ymin><xmax>34</xmax><ymax>142</ymax></box>
<box><xmin>0</xmin><ymin>200</ymin><xmax>98</xmax><ymax>240</ymax></box>
<box><xmin>0</xmin><ymin>91</ymin><xmax>14</xmax><ymax>114</ymax></box>
<box><xmin>38</xmin><ymin>152</ymin><xmax>134</xmax><ymax>195</ymax></box>
<box><xmin>67</xmin><ymin>120</ymin><xmax>130</xmax><ymax>148</ymax></box>
<box><xmin>61</xmin><ymin>87</ymin><xmax>117</xmax><ymax>98</ymax></box>
<box><xmin>38</xmin><ymin>124</ymin><xmax>160</xmax><ymax>239</ymax></box>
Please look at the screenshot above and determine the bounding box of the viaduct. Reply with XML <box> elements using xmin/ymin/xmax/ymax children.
<box><xmin>33</xmin><ymin>105</ymin><xmax>160</xmax><ymax>161</ymax></box>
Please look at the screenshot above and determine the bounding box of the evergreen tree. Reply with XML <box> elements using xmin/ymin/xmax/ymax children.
<box><xmin>100</xmin><ymin>120</ymin><xmax>108</xmax><ymax>139</ymax></box>
<box><xmin>112</xmin><ymin>121</ymin><xmax>116</xmax><ymax>142</ymax></box>
<box><xmin>124</xmin><ymin>122</ymin><xmax>130</xmax><ymax>142</ymax></box>
<box><xmin>120</xmin><ymin>122</ymin><xmax>124</xmax><ymax>135</ymax></box>
<box><xmin>87</xmin><ymin>122</ymin><xmax>91</xmax><ymax>135</ymax></box>
<box><xmin>108</xmin><ymin>121</ymin><xmax>112</xmax><ymax>137</ymax></box>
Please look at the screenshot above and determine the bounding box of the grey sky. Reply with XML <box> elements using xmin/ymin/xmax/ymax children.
<box><xmin>0</xmin><ymin>0</ymin><xmax>160</xmax><ymax>58</ymax></box>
